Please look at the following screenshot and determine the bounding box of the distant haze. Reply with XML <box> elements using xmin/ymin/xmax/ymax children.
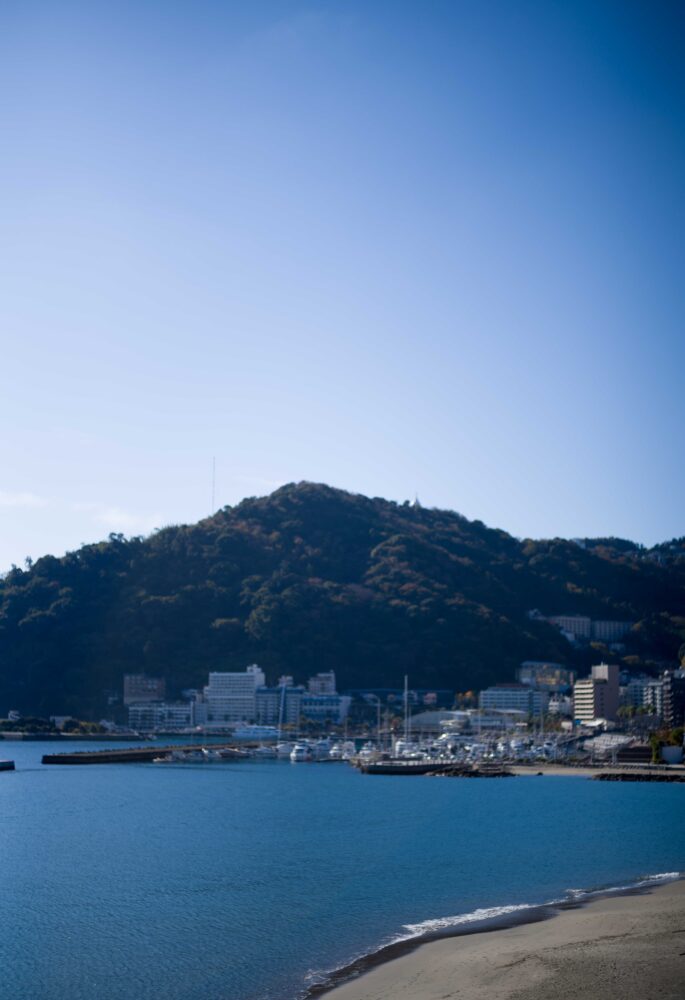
<box><xmin>1</xmin><ymin>0</ymin><xmax>683</xmax><ymax>570</ymax></box>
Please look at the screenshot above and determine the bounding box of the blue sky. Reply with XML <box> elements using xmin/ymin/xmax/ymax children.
<box><xmin>1</xmin><ymin>0</ymin><xmax>683</xmax><ymax>569</ymax></box>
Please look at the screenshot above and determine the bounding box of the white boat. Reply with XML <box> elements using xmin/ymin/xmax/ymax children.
<box><xmin>290</xmin><ymin>742</ymin><xmax>313</xmax><ymax>762</ymax></box>
<box><xmin>251</xmin><ymin>745</ymin><xmax>277</xmax><ymax>758</ymax></box>
<box><xmin>276</xmin><ymin>742</ymin><xmax>293</xmax><ymax>758</ymax></box>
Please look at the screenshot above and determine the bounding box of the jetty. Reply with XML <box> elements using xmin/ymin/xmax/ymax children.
<box><xmin>41</xmin><ymin>743</ymin><xmax>247</xmax><ymax>765</ymax></box>
<box><xmin>593</xmin><ymin>770</ymin><xmax>685</xmax><ymax>783</ymax></box>
<box><xmin>354</xmin><ymin>759</ymin><xmax>513</xmax><ymax>777</ymax></box>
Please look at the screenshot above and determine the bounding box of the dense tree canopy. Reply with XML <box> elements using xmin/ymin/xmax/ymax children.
<box><xmin>1</xmin><ymin>482</ymin><xmax>683</xmax><ymax>718</ymax></box>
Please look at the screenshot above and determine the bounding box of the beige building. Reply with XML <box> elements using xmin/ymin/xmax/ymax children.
<box><xmin>573</xmin><ymin>663</ymin><xmax>619</xmax><ymax>723</ymax></box>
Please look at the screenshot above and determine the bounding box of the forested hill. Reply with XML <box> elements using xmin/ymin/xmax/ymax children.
<box><xmin>1</xmin><ymin>482</ymin><xmax>684</xmax><ymax>718</ymax></box>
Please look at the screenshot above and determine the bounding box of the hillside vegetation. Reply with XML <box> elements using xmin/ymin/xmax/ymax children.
<box><xmin>1</xmin><ymin>482</ymin><xmax>684</xmax><ymax>717</ymax></box>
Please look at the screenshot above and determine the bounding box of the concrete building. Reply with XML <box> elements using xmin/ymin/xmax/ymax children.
<box><xmin>300</xmin><ymin>693</ymin><xmax>351</xmax><ymax>724</ymax></box>
<box><xmin>591</xmin><ymin>620</ymin><xmax>633</xmax><ymax>643</ymax></box>
<box><xmin>123</xmin><ymin>674</ymin><xmax>166</xmax><ymax>706</ymax></box>
<box><xmin>663</xmin><ymin>669</ymin><xmax>685</xmax><ymax>729</ymax></box>
<box><xmin>128</xmin><ymin>701</ymin><xmax>193</xmax><ymax>732</ymax></box>
<box><xmin>547</xmin><ymin>615</ymin><xmax>592</xmax><ymax>641</ymax></box>
<box><xmin>201</xmin><ymin>665</ymin><xmax>266</xmax><ymax>729</ymax></box>
<box><xmin>544</xmin><ymin>616</ymin><xmax>633</xmax><ymax>645</ymax></box>
<box><xmin>479</xmin><ymin>684</ymin><xmax>548</xmax><ymax>716</ymax></box>
<box><xmin>573</xmin><ymin>663</ymin><xmax>619</xmax><ymax>723</ymax></box>
<box><xmin>621</xmin><ymin>675</ymin><xmax>664</xmax><ymax>717</ymax></box>
<box><xmin>518</xmin><ymin>662</ymin><xmax>575</xmax><ymax>692</ymax></box>
<box><xmin>256</xmin><ymin>685</ymin><xmax>305</xmax><ymax>727</ymax></box>
<box><xmin>307</xmin><ymin>671</ymin><xmax>337</xmax><ymax>695</ymax></box>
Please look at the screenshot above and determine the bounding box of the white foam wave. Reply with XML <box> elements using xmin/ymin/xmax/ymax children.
<box><xmin>396</xmin><ymin>872</ymin><xmax>681</xmax><ymax>944</ymax></box>
<box><xmin>396</xmin><ymin>903</ymin><xmax>535</xmax><ymax>941</ymax></box>
<box><xmin>566</xmin><ymin>871</ymin><xmax>681</xmax><ymax>900</ymax></box>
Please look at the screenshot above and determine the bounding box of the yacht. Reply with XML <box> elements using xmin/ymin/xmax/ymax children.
<box><xmin>290</xmin><ymin>742</ymin><xmax>313</xmax><ymax>762</ymax></box>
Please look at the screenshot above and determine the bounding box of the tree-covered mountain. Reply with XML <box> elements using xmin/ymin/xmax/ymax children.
<box><xmin>1</xmin><ymin>482</ymin><xmax>684</xmax><ymax>718</ymax></box>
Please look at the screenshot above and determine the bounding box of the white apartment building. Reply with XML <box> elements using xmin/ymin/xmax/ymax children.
<box><xmin>128</xmin><ymin>701</ymin><xmax>193</xmax><ymax>732</ymax></box>
<box><xmin>202</xmin><ymin>665</ymin><xmax>266</xmax><ymax>729</ymax></box>
<box><xmin>621</xmin><ymin>676</ymin><xmax>664</xmax><ymax>717</ymax></box>
<box><xmin>547</xmin><ymin>615</ymin><xmax>593</xmax><ymax>640</ymax></box>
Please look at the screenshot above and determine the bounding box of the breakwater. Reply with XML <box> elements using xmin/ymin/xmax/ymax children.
<box><xmin>41</xmin><ymin>744</ymin><xmax>244</xmax><ymax>765</ymax></box>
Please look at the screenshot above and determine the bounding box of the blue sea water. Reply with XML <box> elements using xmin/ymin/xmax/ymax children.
<box><xmin>1</xmin><ymin>741</ymin><xmax>683</xmax><ymax>1000</ymax></box>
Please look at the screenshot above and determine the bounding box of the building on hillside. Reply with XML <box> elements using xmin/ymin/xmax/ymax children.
<box><xmin>199</xmin><ymin>665</ymin><xmax>266</xmax><ymax>729</ymax></box>
<box><xmin>662</xmin><ymin>669</ymin><xmax>685</xmax><ymax>729</ymax></box>
<box><xmin>128</xmin><ymin>701</ymin><xmax>193</xmax><ymax>732</ymax></box>
<box><xmin>542</xmin><ymin>616</ymin><xmax>633</xmax><ymax>645</ymax></box>
<box><xmin>123</xmin><ymin>674</ymin><xmax>166</xmax><ymax>706</ymax></box>
<box><xmin>573</xmin><ymin>663</ymin><xmax>619</xmax><ymax>723</ymax></box>
<box><xmin>307</xmin><ymin>671</ymin><xmax>337</xmax><ymax>695</ymax></box>
<box><xmin>547</xmin><ymin>615</ymin><xmax>593</xmax><ymax>641</ymax></box>
<box><xmin>478</xmin><ymin>684</ymin><xmax>548</xmax><ymax>716</ymax></box>
<box><xmin>591</xmin><ymin>620</ymin><xmax>634</xmax><ymax>643</ymax></box>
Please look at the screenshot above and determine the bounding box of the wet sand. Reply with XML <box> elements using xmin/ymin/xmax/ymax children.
<box><xmin>322</xmin><ymin>879</ymin><xmax>685</xmax><ymax>1000</ymax></box>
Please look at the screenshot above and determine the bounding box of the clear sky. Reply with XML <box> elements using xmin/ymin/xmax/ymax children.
<box><xmin>1</xmin><ymin>0</ymin><xmax>684</xmax><ymax>570</ymax></box>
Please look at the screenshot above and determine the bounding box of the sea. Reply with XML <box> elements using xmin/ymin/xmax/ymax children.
<box><xmin>1</xmin><ymin>740</ymin><xmax>683</xmax><ymax>1000</ymax></box>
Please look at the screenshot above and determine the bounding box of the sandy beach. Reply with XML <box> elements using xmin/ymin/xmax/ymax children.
<box><xmin>322</xmin><ymin>879</ymin><xmax>685</xmax><ymax>1000</ymax></box>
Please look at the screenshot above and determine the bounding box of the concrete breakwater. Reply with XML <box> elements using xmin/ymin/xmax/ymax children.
<box><xmin>41</xmin><ymin>744</ymin><xmax>245</xmax><ymax>765</ymax></box>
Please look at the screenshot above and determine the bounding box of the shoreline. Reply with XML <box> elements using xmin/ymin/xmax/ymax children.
<box><xmin>305</xmin><ymin>874</ymin><xmax>684</xmax><ymax>1000</ymax></box>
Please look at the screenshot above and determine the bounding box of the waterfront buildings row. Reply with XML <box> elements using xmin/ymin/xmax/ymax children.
<box><xmin>126</xmin><ymin>668</ymin><xmax>351</xmax><ymax>733</ymax></box>
<box><xmin>125</xmin><ymin>660</ymin><xmax>685</xmax><ymax>735</ymax></box>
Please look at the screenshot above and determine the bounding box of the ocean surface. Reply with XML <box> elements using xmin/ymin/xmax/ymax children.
<box><xmin>1</xmin><ymin>740</ymin><xmax>683</xmax><ymax>1000</ymax></box>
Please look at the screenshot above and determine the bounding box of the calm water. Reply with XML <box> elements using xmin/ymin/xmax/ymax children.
<box><xmin>1</xmin><ymin>741</ymin><xmax>683</xmax><ymax>1000</ymax></box>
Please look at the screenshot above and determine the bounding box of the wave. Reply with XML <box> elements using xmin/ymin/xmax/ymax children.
<box><xmin>300</xmin><ymin>870</ymin><xmax>682</xmax><ymax>998</ymax></box>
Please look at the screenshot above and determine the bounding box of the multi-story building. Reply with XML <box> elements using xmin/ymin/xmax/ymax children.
<box><xmin>517</xmin><ymin>662</ymin><xmax>575</xmax><ymax>692</ymax></box>
<box><xmin>256</xmin><ymin>684</ymin><xmax>305</xmax><ymax>727</ymax></box>
<box><xmin>591</xmin><ymin>620</ymin><xmax>634</xmax><ymax>643</ymax></box>
<box><xmin>307</xmin><ymin>671</ymin><xmax>337</xmax><ymax>695</ymax></box>
<box><xmin>300</xmin><ymin>693</ymin><xmax>351</xmax><ymax>724</ymax></box>
<box><xmin>123</xmin><ymin>674</ymin><xmax>166</xmax><ymax>706</ymax></box>
<box><xmin>478</xmin><ymin>684</ymin><xmax>548</xmax><ymax>716</ymax></box>
<box><xmin>573</xmin><ymin>663</ymin><xmax>619</xmax><ymax>723</ymax></box>
<box><xmin>201</xmin><ymin>665</ymin><xmax>266</xmax><ymax>729</ymax></box>
<box><xmin>662</xmin><ymin>669</ymin><xmax>685</xmax><ymax>729</ymax></box>
<box><xmin>128</xmin><ymin>701</ymin><xmax>193</xmax><ymax>732</ymax></box>
<box><xmin>621</xmin><ymin>675</ymin><xmax>664</xmax><ymax>717</ymax></box>
<box><xmin>543</xmin><ymin>616</ymin><xmax>633</xmax><ymax>645</ymax></box>
<box><xmin>547</xmin><ymin>615</ymin><xmax>593</xmax><ymax>641</ymax></box>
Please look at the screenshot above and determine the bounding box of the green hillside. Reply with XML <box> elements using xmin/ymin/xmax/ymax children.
<box><xmin>1</xmin><ymin>482</ymin><xmax>683</xmax><ymax>718</ymax></box>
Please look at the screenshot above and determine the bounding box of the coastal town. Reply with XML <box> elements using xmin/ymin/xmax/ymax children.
<box><xmin>3</xmin><ymin>611</ymin><xmax>683</xmax><ymax>775</ymax></box>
